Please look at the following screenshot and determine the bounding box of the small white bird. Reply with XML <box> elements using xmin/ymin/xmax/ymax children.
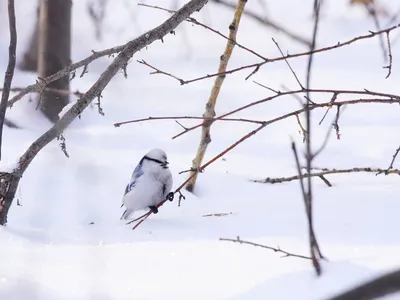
<box><xmin>120</xmin><ymin>148</ymin><xmax>174</xmax><ymax>220</ymax></box>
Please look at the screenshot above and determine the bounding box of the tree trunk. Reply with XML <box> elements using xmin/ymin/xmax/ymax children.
<box><xmin>38</xmin><ymin>0</ymin><xmax>72</xmax><ymax>122</ymax></box>
<box><xmin>19</xmin><ymin>5</ymin><xmax>39</xmax><ymax>72</ymax></box>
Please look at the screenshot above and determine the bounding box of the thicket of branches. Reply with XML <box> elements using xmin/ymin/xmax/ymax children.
<box><xmin>1</xmin><ymin>0</ymin><xmax>400</xmax><ymax>299</ymax></box>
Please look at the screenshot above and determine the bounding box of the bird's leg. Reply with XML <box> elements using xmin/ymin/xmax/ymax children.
<box><xmin>149</xmin><ymin>206</ymin><xmax>158</xmax><ymax>214</ymax></box>
<box><xmin>166</xmin><ymin>192</ymin><xmax>174</xmax><ymax>202</ymax></box>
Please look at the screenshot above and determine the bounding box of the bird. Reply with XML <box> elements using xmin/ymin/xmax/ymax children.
<box><xmin>120</xmin><ymin>148</ymin><xmax>174</xmax><ymax>220</ymax></box>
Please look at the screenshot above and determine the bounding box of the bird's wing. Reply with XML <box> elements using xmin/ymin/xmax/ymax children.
<box><xmin>124</xmin><ymin>163</ymin><xmax>144</xmax><ymax>196</ymax></box>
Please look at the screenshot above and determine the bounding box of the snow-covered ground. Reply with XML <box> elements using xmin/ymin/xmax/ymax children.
<box><xmin>1</xmin><ymin>0</ymin><xmax>400</xmax><ymax>299</ymax></box>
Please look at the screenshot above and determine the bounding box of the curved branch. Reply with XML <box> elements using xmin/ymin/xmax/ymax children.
<box><xmin>172</xmin><ymin>88</ymin><xmax>400</xmax><ymax>139</ymax></box>
<box><xmin>180</xmin><ymin>23</ymin><xmax>400</xmax><ymax>85</ymax></box>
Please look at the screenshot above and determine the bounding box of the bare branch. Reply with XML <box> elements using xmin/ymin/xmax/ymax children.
<box><xmin>220</xmin><ymin>236</ymin><xmax>312</xmax><ymax>260</ymax></box>
<box><xmin>137</xmin><ymin>59</ymin><xmax>185</xmax><ymax>84</ymax></box>
<box><xmin>383</xmin><ymin>31</ymin><xmax>393</xmax><ymax>78</ymax></box>
<box><xmin>179</xmin><ymin>23</ymin><xmax>400</xmax><ymax>85</ymax></box>
<box><xmin>7</xmin><ymin>45</ymin><xmax>126</xmax><ymax>108</ymax></box>
<box><xmin>272</xmin><ymin>38</ymin><xmax>304</xmax><ymax>89</ymax></box>
<box><xmin>253</xmin><ymin>167</ymin><xmax>400</xmax><ymax>184</ymax></box>
<box><xmin>0</xmin><ymin>0</ymin><xmax>17</xmax><ymax>160</ymax></box>
<box><xmin>382</xmin><ymin>145</ymin><xmax>400</xmax><ymax>175</ymax></box>
<box><xmin>303</xmin><ymin>0</ymin><xmax>324</xmax><ymax>276</ymax></box>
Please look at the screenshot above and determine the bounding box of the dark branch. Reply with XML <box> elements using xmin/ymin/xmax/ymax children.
<box><xmin>0</xmin><ymin>0</ymin><xmax>17</xmax><ymax>160</ymax></box>
<box><xmin>327</xmin><ymin>268</ymin><xmax>400</xmax><ymax>300</ymax></box>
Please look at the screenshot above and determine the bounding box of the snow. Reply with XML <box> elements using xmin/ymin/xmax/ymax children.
<box><xmin>58</xmin><ymin>100</ymin><xmax>77</xmax><ymax>119</ymax></box>
<box><xmin>0</xmin><ymin>0</ymin><xmax>400</xmax><ymax>299</ymax></box>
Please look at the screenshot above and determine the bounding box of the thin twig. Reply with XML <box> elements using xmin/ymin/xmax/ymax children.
<box><xmin>220</xmin><ymin>236</ymin><xmax>312</xmax><ymax>260</ymax></box>
<box><xmin>114</xmin><ymin>115</ymin><xmax>264</xmax><ymax>127</ymax></box>
<box><xmin>303</xmin><ymin>0</ymin><xmax>324</xmax><ymax>276</ymax></box>
<box><xmin>253</xmin><ymin>80</ymin><xmax>280</xmax><ymax>94</ymax></box>
<box><xmin>253</xmin><ymin>167</ymin><xmax>400</xmax><ymax>184</ymax></box>
<box><xmin>0</xmin><ymin>0</ymin><xmax>17</xmax><ymax>160</ymax></box>
<box><xmin>7</xmin><ymin>46</ymin><xmax>126</xmax><ymax>108</ymax></box>
<box><xmin>4</xmin><ymin>87</ymin><xmax>84</xmax><ymax>98</ymax></box>
<box><xmin>319</xmin><ymin>92</ymin><xmax>338</xmax><ymax>125</ymax></box>
<box><xmin>333</xmin><ymin>105</ymin><xmax>341</xmax><ymax>140</ymax></box>
<box><xmin>383</xmin><ymin>145</ymin><xmax>400</xmax><ymax>175</ymax></box>
<box><xmin>366</xmin><ymin>2</ymin><xmax>388</xmax><ymax>62</ymax></box>
<box><xmin>116</xmin><ymin>98</ymin><xmax>400</xmax><ymax>140</ymax></box>
<box><xmin>295</xmin><ymin>113</ymin><xmax>307</xmax><ymax>143</ymax></box>
<box><xmin>383</xmin><ymin>31</ymin><xmax>393</xmax><ymax>78</ymax></box>
<box><xmin>272</xmin><ymin>38</ymin><xmax>304</xmax><ymax>89</ymax></box>
<box><xmin>137</xmin><ymin>59</ymin><xmax>185</xmax><ymax>84</ymax></box>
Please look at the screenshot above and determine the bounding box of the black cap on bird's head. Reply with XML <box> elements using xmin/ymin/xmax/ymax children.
<box><xmin>143</xmin><ymin>148</ymin><xmax>169</xmax><ymax>168</ymax></box>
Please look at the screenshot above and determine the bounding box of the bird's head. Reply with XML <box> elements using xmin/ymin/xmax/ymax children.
<box><xmin>143</xmin><ymin>148</ymin><xmax>169</xmax><ymax>168</ymax></box>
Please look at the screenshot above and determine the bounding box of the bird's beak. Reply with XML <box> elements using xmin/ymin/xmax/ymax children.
<box><xmin>162</xmin><ymin>161</ymin><xmax>169</xmax><ymax>167</ymax></box>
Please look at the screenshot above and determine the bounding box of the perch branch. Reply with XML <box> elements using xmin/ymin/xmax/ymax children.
<box><xmin>128</xmin><ymin>97</ymin><xmax>400</xmax><ymax>230</ymax></box>
<box><xmin>185</xmin><ymin>0</ymin><xmax>247</xmax><ymax>192</ymax></box>
<box><xmin>0</xmin><ymin>0</ymin><xmax>17</xmax><ymax>160</ymax></box>
<box><xmin>220</xmin><ymin>236</ymin><xmax>312</xmax><ymax>260</ymax></box>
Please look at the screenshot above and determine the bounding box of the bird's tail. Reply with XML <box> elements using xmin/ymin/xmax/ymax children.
<box><xmin>120</xmin><ymin>208</ymin><xmax>134</xmax><ymax>220</ymax></box>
